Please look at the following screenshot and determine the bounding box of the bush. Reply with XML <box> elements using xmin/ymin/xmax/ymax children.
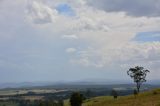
<box><xmin>70</xmin><ymin>92</ymin><xmax>84</xmax><ymax>106</ymax></box>
<box><xmin>153</xmin><ymin>91</ymin><xmax>158</xmax><ymax>95</ymax></box>
<box><xmin>111</xmin><ymin>90</ymin><xmax>118</xmax><ymax>99</ymax></box>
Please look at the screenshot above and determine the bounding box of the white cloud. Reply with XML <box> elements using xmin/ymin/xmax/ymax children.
<box><xmin>25</xmin><ymin>1</ymin><xmax>160</xmax><ymax>71</ymax></box>
<box><xmin>62</xmin><ymin>34</ymin><xmax>78</xmax><ymax>40</ymax></box>
<box><xmin>66</xmin><ymin>48</ymin><xmax>77</xmax><ymax>53</ymax></box>
<box><xmin>27</xmin><ymin>1</ymin><xmax>58</xmax><ymax>24</ymax></box>
<box><xmin>1</xmin><ymin>0</ymin><xmax>160</xmax><ymax>80</ymax></box>
<box><xmin>71</xmin><ymin>42</ymin><xmax>160</xmax><ymax>71</ymax></box>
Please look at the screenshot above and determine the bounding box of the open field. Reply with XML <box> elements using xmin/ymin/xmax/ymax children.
<box><xmin>0</xmin><ymin>90</ymin><xmax>28</xmax><ymax>96</ymax></box>
<box><xmin>21</xmin><ymin>96</ymin><xmax>44</xmax><ymax>100</ymax></box>
<box><xmin>0</xmin><ymin>89</ymin><xmax>66</xmax><ymax>96</ymax></box>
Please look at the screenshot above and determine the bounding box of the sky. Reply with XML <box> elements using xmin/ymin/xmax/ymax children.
<box><xmin>0</xmin><ymin>0</ymin><xmax>160</xmax><ymax>83</ymax></box>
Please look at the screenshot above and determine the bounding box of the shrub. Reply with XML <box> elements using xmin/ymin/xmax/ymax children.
<box><xmin>70</xmin><ymin>92</ymin><xmax>84</xmax><ymax>106</ymax></box>
<box><xmin>153</xmin><ymin>91</ymin><xmax>158</xmax><ymax>95</ymax></box>
<box><xmin>111</xmin><ymin>90</ymin><xmax>118</xmax><ymax>99</ymax></box>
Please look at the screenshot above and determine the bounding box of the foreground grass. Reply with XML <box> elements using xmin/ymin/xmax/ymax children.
<box><xmin>65</xmin><ymin>89</ymin><xmax>160</xmax><ymax>106</ymax></box>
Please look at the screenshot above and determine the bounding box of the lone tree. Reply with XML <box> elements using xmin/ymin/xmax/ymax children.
<box><xmin>127</xmin><ymin>66</ymin><xmax>150</xmax><ymax>93</ymax></box>
<box><xmin>70</xmin><ymin>92</ymin><xmax>84</xmax><ymax>106</ymax></box>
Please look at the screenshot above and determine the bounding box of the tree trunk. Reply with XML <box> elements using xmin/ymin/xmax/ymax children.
<box><xmin>136</xmin><ymin>82</ymin><xmax>140</xmax><ymax>93</ymax></box>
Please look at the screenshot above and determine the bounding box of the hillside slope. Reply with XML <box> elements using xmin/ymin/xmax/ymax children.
<box><xmin>65</xmin><ymin>89</ymin><xmax>160</xmax><ymax>106</ymax></box>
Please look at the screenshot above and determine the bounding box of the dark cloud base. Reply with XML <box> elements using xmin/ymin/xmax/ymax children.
<box><xmin>87</xmin><ymin>0</ymin><xmax>160</xmax><ymax>17</ymax></box>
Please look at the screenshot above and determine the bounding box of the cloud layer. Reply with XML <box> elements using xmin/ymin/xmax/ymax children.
<box><xmin>0</xmin><ymin>0</ymin><xmax>160</xmax><ymax>82</ymax></box>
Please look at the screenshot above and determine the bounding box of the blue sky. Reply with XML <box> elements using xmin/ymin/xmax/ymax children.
<box><xmin>0</xmin><ymin>0</ymin><xmax>160</xmax><ymax>83</ymax></box>
<box><xmin>56</xmin><ymin>3</ymin><xmax>75</xmax><ymax>16</ymax></box>
<box><xmin>134</xmin><ymin>31</ymin><xmax>160</xmax><ymax>42</ymax></box>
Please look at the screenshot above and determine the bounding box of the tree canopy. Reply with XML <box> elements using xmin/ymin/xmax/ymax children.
<box><xmin>127</xmin><ymin>66</ymin><xmax>150</xmax><ymax>93</ymax></box>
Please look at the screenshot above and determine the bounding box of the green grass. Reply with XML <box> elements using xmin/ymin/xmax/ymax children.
<box><xmin>65</xmin><ymin>89</ymin><xmax>160</xmax><ymax>106</ymax></box>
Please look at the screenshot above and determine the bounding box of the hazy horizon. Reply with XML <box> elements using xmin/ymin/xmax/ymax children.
<box><xmin>0</xmin><ymin>0</ymin><xmax>160</xmax><ymax>83</ymax></box>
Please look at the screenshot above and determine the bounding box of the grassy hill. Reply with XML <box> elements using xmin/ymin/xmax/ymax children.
<box><xmin>65</xmin><ymin>89</ymin><xmax>160</xmax><ymax>106</ymax></box>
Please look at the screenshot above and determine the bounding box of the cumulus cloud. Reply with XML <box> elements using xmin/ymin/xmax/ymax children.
<box><xmin>71</xmin><ymin>42</ymin><xmax>160</xmax><ymax>69</ymax></box>
<box><xmin>87</xmin><ymin>0</ymin><xmax>160</xmax><ymax>17</ymax></box>
<box><xmin>25</xmin><ymin>0</ymin><xmax>160</xmax><ymax>71</ymax></box>
<box><xmin>27</xmin><ymin>1</ymin><xmax>58</xmax><ymax>24</ymax></box>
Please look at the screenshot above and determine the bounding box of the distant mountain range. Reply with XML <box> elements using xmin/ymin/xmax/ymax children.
<box><xmin>0</xmin><ymin>82</ymin><xmax>52</xmax><ymax>89</ymax></box>
<box><xmin>0</xmin><ymin>79</ymin><xmax>159</xmax><ymax>89</ymax></box>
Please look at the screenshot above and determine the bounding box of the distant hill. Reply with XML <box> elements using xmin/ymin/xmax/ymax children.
<box><xmin>65</xmin><ymin>89</ymin><xmax>160</xmax><ymax>106</ymax></box>
<box><xmin>0</xmin><ymin>79</ymin><xmax>160</xmax><ymax>89</ymax></box>
<box><xmin>0</xmin><ymin>82</ymin><xmax>53</xmax><ymax>89</ymax></box>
